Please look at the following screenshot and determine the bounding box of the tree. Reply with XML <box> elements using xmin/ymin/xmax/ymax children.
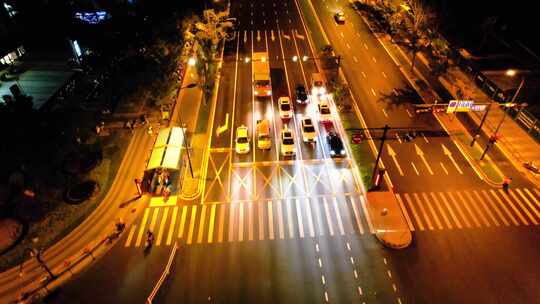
<box><xmin>400</xmin><ymin>0</ymin><xmax>436</xmax><ymax>71</ymax></box>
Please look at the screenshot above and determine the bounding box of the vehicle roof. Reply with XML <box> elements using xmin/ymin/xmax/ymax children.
<box><xmin>279</xmin><ymin>96</ymin><xmax>290</xmax><ymax>103</ymax></box>
<box><xmin>237</xmin><ymin>126</ymin><xmax>248</xmax><ymax>136</ymax></box>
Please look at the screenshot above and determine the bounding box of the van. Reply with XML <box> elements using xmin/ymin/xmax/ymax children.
<box><xmin>256</xmin><ymin>119</ymin><xmax>271</xmax><ymax>150</ymax></box>
<box><xmin>310</xmin><ymin>73</ymin><xmax>326</xmax><ymax>95</ymax></box>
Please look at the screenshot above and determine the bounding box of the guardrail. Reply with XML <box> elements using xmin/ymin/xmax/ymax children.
<box><xmin>146</xmin><ymin>241</ymin><xmax>179</xmax><ymax>304</ymax></box>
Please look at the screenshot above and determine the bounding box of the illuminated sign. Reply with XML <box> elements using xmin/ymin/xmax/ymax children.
<box><xmin>447</xmin><ymin>100</ymin><xmax>475</xmax><ymax>113</ymax></box>
<box><xmin>75</xmin><ymin>11</ymin><xmax>110</xmax><ymax>24</ymax></box>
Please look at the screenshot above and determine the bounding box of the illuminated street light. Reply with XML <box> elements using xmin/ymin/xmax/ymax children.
<box><xmin>302</xmin><ymin>55</ymin><xmax>308</xmax><ymax>62</ymax></box>
<box><xmin>188</xmin><ymin>57</ymin><xmax>196</xmax><ymax>66</ymax></box>
<box><xmin>506</xmin><ymin>69</ymin><xmax>516</xmax><ymax>77</ymax></box>
<box><xmin>244</xmin><ymin>57</ymin><xmax>251</xmax><ymax>63</ymax></box>
<box><xmin>292</xmin><ymin>55</ymin><xmax>298</xmax><ymax>62</ymax></box>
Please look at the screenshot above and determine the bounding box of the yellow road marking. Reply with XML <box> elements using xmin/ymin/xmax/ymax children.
<box><xmin>446</xmin><ymin>192</ymin><xmax>471</xmax><ymax>228</ymax></box>
<box><xmin>196</xmin><ymin>205</ymin><xmax>207</xmax><ymax>244</ymax></box>
<box><xmin>135</xmin><ymin>208</ymin><xmax>150</xmax><ymax>247</ymax></box>
<box><xmin>149</xmin><ymin>208</ymin><xmax>160</xmax><ymax>232</ymax></box>
<box><xmin>472</xmin><ymin>191</ymin><xmax>499</xmax><ymax>227</ymax></box>
<box><xmin>166</xmin><ymin>207</ymin><xmax>179</xmax><ymax>245</ymax></box>
<box><xmin>207</xmin><ymin>204</ymin><xmax>216</xmax><ymax>243</ymax></box>
<box><xmin>456</xmin><ymin>191</ymin><xmax>482</xmax><ymax>227</ymax></box>
<box><xmin>186</xmin><ymin>206</ymin><xmax>197</xmax><ymax>244</ymax></box>
<box><xmin>523</xmin><ymin>189</ymin><xmax>540</xmax><ymax>210</ymax></box>
<box><xmin>125</xmin><ymin>225</ymin><xmax>136</xmax><ymax>247</ymax></box>
<box><xmin>508</xmin><ymin>190</ymin><xmax>538</xmax><ymax>225</ymax></box>
<box><xmin>156</xmin><ymin>207</ymin><xmax>169</xmax><ymax>246</ymax></box>
<box><xmin>178</xmin><ymin>205</ymin><xmax>188</xmax><ymax>239</ymax></box>
<box><xmin>218</xmin><ymin>204</ymin><xmax>226</xmax><ymax>242</ymax></box>
<box><xmin>429</xmin><ymin>192</ymin><xmax>452</xmax><ymax>229</ymax></box>
<box><xmin>515</xmin><ymin>189</ymin><xmax>540</xmax><ymax>222</ymax></box>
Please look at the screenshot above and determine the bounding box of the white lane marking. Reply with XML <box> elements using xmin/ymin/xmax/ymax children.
<box><xmin>125</xmin><ymin>225</ymin><xmax>136</xmax><ymax>247</ymax></box>
<box><xmin>371</xmin><ymin>88</ymin><xmax>377</xmax><ymax>96</ymax></box>
<box><xmin>340</xmin><ymin>32</ymin><xmax>344</xmax><ymax>37</ymax></box>
<box><xmin>358</xmin><ymin>196</ymin><xmax>375</xmax><ymax>233</ymax></box>
<box><xmin>156</xmin><ymin>207</ymin><xmax>169</xmax><ymax>246</ymax></box>
<box><xmin>277</xmin><ymin>200</ymin><xmax>285</xmax><ymax>239</ymax></box>
<box><xmin>350</xmin><ymin>256</ymin><xmax>355</xmax><ymax>265</ymax></box>
<box><xmin>228</xmin><ymin>203</ymin><xmax>236</xmax><ymax>241</ymax></box>
<box><xmin>405</xmin><ymin>109</ymin><xmax>413</xmax><ymax>117</ymax></box>
<box><xmin>286</xmin><ymin>199</ymin><xmax>295</xmax><ymax>238</ymax></box>
<box><xmin>382</xmin><ymin>71</ymin><xmax>387</xmax><ymax>78</ymax></box>
<box><xmin>332</xmin><ymin>197</ymin><xmax>345</xmax><ymax>235</ymax></box>
<box><xmin>353</xmin><ymin>56</ymin><xmax>358</xmax><ymax>63</ymax></box>
<box><xmin>304</xmin><ymin>198</ymin><xmax>316</xmax><ymax>237</ymax></box>
<box><xmin>411</xmin><ymin>162</ymin><xmax>420</xmax><ymax>175</ymax></box>
<box><xmin>238</xmin><ymin>202</ymin><xmax>244</xmax><ymax>241</ymax></box>
<box><xmin>372</xmin><ymin>57</ymin><xmax>377</xmax><ymax>63</ymax></box>
<box><xmin>455</xmin><ymin>191</ymin><xmax>482</xmax><ymax>228</ymax></box>
<box><xmin>414</xmin><ymin>193</ymin><xmax>434</xmax><ymax>230</ymax></box>
<box><xmin>361</xmin><ymin>71</ymin><xmax>367</xmax><ymax>78</ymax></box>
<box><xmin>248</xmin><ymin>202</ymin><xmax>254</xmax><ymax>241</ymax></box>
<box><xmin>430</xmin><ymin>192</ymin><xmax>452</xmax><ymax>229</ymax></box>
<box><xmin>258</xmin><ymin>201</ymin><xmax>265</xmax><ymax>240</ymax></box>
<box><xmin>395</xmin><ymin>194</ymin><xmax>415</xmax><ymax>231</ymax></box>
<box><xmin>296</xmin><ymin>199</ymin><xmax>305</xmax><ymax>238</ymax></box>
<box><xmin>196</xmin><ymin>205</ymin><xmax>206</xmax><ymax>244</ymax></box>
<box><xmin>346</xmin><ymin>43</ymin><xmax>351</xmax><ymax>49</ymax></box>
<box><xmin>207</xmin><ymin>205</ymin><xmax>216</xmax><ymax>243</ymax></box>
<box><xmin>421</xmin><ymin>193</ymin><xmax>443</xmax><ymax>229</ymax></box>
<box><xmin>349</xmin><ymin>196</ymin><xmax>365</xmax><ymax>234</ymax></box>
<box><xmin>363</xmin><ymin>43</ymin><xmax>368</xmax><ymax>50</ymax></box>
<box><xmin>393</xmin><ymin>284</ymin><xmax>398</xmax><ymax>292</ymax></box>
<box><xmin>347</xmin><ymin>243</ymin><xmax>351</xmax><ymax>251</ymax></box>
<box><xmin>480</xmin><ymin>190</ymin><xmax>509</xmax><ymax>226</ymax></box>
<box><xmin>218</xmin><ymin>204</ymin><xmax>226</xmax><ymax>242</ymax></box>
<box><xmin>438</xmin><ymin>192</ymin><xmax>462</xmax><ymax>229</ymax></box>
<box><xmin>446</xmin><ymin>192</ymin><xmax>471</xmax><ymax>228</ymax></box>
<box><xmin>268</xmin><ymin>200</ymin><xmax>275</xmax><ymax>239</ymax></box>
<box><xmin>358</xmin><ymin>286</ymin><xmax>363</xmax><ymax>296</ymax></box>
<box><xmin>440</xmin><ymin>162</ymin><xmax>449</xmax><ymax>175</ymax></box>
<box><xmin>383</xmin><ymin>258</ymin><xmax>388</xmax><ymax>265</ymax></box>
<box><xmin>313</xmin><ymin>198</ymin><xmax>326</xmax><ymax>236</ymax></box>
<box><xmin>354</xmin><ymin>269</ymin><xmax>358</xmax><ymax>279</ymax></box>
<box><xmin>318</xmin><ymin>258</ymin><xmax>323</xmax><ymax>268</ymax></box>
<box><xmin>186</xmin><ymin>205</ymin><xmax>197</xmax><ymax>244</ymax></box>
<box><xmin>135</xmin><ymin>208</ymin><xmax>150</xmax><ymax>247</ymax></box>
<box><xmin>381</xmin><ymin>108</ymin><xmax>388</xmax><ymax>117</ymax></box>
<box><xmin>166</xmin><ymin>207</ymin><xmax>178</xmax><ymax>245</ymax></box>
<box><xmin>404</xmin><ymin>193</ymin><xmax>425</xmax><ymax>230</ymax></box>
<box><xmin>387</xmin><ymin>270</ymin><xmax>392</xmax><ymax>278</ymax></box>
<box><xmin>396</xmin><ymin>133</ymin><xmax>402</xmax><ymax>143</ymax></box>
<box><xmin>422</xmin><ymin>133</ymin><xmax>429</xmax><ymax>143</ymax></box>
<box><xmin>323</xmin><ymin>198</ymin><xmax>335</xmax><ymax>236</ymax></box>
<box><xmin>321</xmin><ymin>275</ymin><xmax>326</xmax><ymax>285</ymax></box>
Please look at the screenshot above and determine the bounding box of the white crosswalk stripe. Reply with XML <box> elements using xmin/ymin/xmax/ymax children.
<box><xmin>397</xmin><ymin>188</ymin><xmax>540</xmax><ymax>232</ymax></box>
<box><xmin>123</xmin><ymin>194</ymin><xmax>370</xmax><ymax>247</ymax></box>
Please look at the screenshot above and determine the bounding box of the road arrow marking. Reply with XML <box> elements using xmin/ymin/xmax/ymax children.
<box><xmin>442</xmin><ymin>144</ymin><xmax>463</xmax><ymax>174</ymax></box>
<box><xmin>244</xmin><ymin>30</ymin><xmax>247</xmax><ymax>43</ymax></box>
<box><xmin>415</xmin><ymin>144</ymin><xmax>434</xmax><ymax>175</ymax></box>
<box><xmin>271</xmin><ymin>30</ymin><xmax>275</xmax><ymax>41</ymax></box>
<box><xmin>387</xmin><ymin>144</ymin><xmax>404</xmax><ymax>176</ymax></box>
<box><xmin>257</xmin><ymin>30</ymin><xmax>261</xmax><ymax>42</ymax></box>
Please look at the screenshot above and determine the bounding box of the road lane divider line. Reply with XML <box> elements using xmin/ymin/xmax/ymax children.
<box><xmin>186</xmin><ymin>205</ymin><xmax>197</xmax><ymax>244</ymax></box>
<box><xmin>437</xmin><ymin>192</ymin><xmax>462</xmax><ymax>229</ymax></box>
<box><xmin>479</xmin><ymin>190</ymin><xmax>508</xmax><ymax>226</ymax></box>
<box><xmin>394</xmin><ymin>194</ymin><xmax>414</xmax><ymax>231</ymax></box>
<box><xmin>381</xmin><ymin>108</ymin><xmax>388</xmax><ymax>118</ymax></box>
<box><xmin>429</xmin><ymin>192</ymin><xmax>452</xmax><ymax>229</ymax></box>
<box><xmin>497</xmin><ymin>189</ymin><xmax>529</xmax><ymax>225</ymax></box>
<box><xmin>304</xmin><ymin>198</ymin><xmax>316</xmax><ymax>237</ymax></box>
<box><xmin>515</xmin><ymin>189</ymin><xmax>540</xmax><ymax>222</ymax></box>
<box><xmin>227</xmin><ymin>32</ymin><xmax>241</xmax><ymax>202</ymax></box>
<box><xmin>446</xmin><ymin>192</ymin><xmax>471</xmax><ymax>228</ymax></box>
<box><xmin>421</xmin><ymin>193</ymin><xmax>443</xmax><ymax>230</ymax></box>
<box><xmin>382</xmin><ymin>71</ymin><xmax>387</xmax><ymax>78</ymax></box>
<box><xmin>295</xmin><ymin>199</ymin><xmax>305</xmax><ymax>238</ymax></box>
<box><xmin>125</xmin><ymin>225</ymin><xmax>137</xmax><ymax>247</ymax></box>
<box><xmin>323</xmin><ymin>197</ymin><xmax>334</xmax><ymax>236</ymax></box>
<box><xmin>217</xmin><ymin>204</ymin><xmax>226</xmax><ymax>242</ymax></box>
<box><xmin>332</xmin><ymin>197</ymin><xmax>346</xmax><ymax>235</ymax></box>
<box><xmin>277</xmin><ymin>200</ymin><xmax>285</xmax><ymax>239</ymax></box>
<box><xmin>455</xmin><ymin>191</ymin><xmax>481</xmax><ymax>228</ymax></box>
<box><xmin>413</xmin><ymin>193</ymin><xmax>434</xmax><ymax>230</ymax></box>
<box><xmin>358</xmin><ymin>196</ymin><xmax>375</xmax><ymax>233</ymax></box>
<box><xmin>464</xmin><ymin>191</ymin><xmax>490</xmax><ymax>227</ymax></box>
<box><xmin>228</xmin><ymin>203</ymin><xmax>236</xmax><ymax>241</ymax></box>
<box><xmin>238</xmin><ymin>202</ymin><xmax>245</xmax><ymax>241</ymax></box>
<box><xmin>156</xmin><ymin>207</ymin><xmax>169</xmax><ymax>246</ymax></box>
<box><xmin>488</xmin><ymin>190</ymin><xmax>519</xmax><ymax>226</ymax></box>
<box><xmin>473</xmin><ymin>190</ymin><xmax>500</xmax><ymax>227</ymax></box>
<box><xmin>178</xmin><ymin>206</ymin><xmax>188</xmax><ymax>239</ymax></box>
<box><xmin>403</xmin><ymin>193</ymin><xmax>424</xmax><ymax>230</ymax></box>
<box><xmin>196</xmin><ymin>205</ymin><xmax>207</xmax><ymax>244</ymax></box>
<box><xmin>286</xmin><ymin>199</ymin><xmax>295</xmax><ymax>238</ymax></box>
<box><xmin>248</xmin><ymin>202</ymin><xmax>254</xmax><ymax>241</ymax></box>
<box><xmin>135</xmin><ymin>208</ymin><xmax>150</xmax><ymax>247</ymax></box>
<box><xmin>207</xmin><ymin>205</ymin><xmax>216</xmax><ymax>243</ymax></box>
<box><xmin>508</xmin><ymin>190</ymin><xmax>538</xmax><ymax>225</ymax></box>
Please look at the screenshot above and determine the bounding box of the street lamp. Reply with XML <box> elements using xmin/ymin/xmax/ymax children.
<box><xmin>292</xmin><ymin>55</ymin><xmax>298</xmax><ymax>62</ymax></box>
<box><xmin>188</xmin><ymin>57</ymin><xmax>197</xmax><ymax>66</ymax></box>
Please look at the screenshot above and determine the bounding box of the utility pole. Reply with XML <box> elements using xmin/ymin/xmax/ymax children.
<box><xmin>30</xmin><ymin>248</ymin><xmax>55</xmax><ymax>279</ymax></box>
<box><xmin>372</xmin><ymin>125</ymin><xmax>390</xmax><ymax>181</ymax></box>
<box><xmin>470</xmin><ymin>102</ymin><xmax>492</xmax><ymax>146</ymax></box>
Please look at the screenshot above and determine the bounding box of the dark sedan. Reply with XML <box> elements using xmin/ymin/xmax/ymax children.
<box><xmin>327</xmin><ymin>132</ymin><xmax>346</xmax><ymax>157</ymax></box>
<box><xmin>295</xmin><ymin>84</ymin><xmax>309</xmax><ymax>104</ymax></box>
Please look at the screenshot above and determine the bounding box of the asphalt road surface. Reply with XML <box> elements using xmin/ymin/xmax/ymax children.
<box><xmin>47</xmin><ymin>0</ymin><xmax>540</xmax><ymax>303</ymax></box>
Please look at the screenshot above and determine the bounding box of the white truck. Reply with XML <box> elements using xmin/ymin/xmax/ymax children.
<box><xmin>252</xmin><ymin>52</ymin><xmax>272</xmax><ymax>97</ymax></box>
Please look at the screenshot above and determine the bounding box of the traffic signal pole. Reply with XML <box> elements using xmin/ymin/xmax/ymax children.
<box><xmin>371</xmin><ymin>125</ymin><xmax>390</xmax><ymax>181</ymax></box>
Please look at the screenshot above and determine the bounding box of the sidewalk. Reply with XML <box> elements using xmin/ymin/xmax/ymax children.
<box><xmin>439</xmin><ymin>67</ymin><xmax>540</xmax><ymax>187</ymax></box>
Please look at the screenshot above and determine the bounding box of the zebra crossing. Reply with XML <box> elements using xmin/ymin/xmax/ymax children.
<box><xmin>396</xmin><ymin>188</ymin><xmax>540</xmax><ymax>231</ymax></box>
<box><xmin>124</xmin><ymin>194</ymin><xmax>373</xmax><ymax>247</ymax></box>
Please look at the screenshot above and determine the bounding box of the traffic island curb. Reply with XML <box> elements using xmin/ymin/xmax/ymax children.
<box><xmin>365</xmin><ymin>191</ymin><xmax>412</xmax><ymax>249</ymax></box>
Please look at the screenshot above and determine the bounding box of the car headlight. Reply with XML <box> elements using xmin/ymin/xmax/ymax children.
<box><xmin>319</xmin><ymin>87</ymin><xmax>326</xmax><ymax>95</ymax></box>
<box><xmin>254</xmin><ymin>90</ymin><xmax>258</xmax><ymax>95</ymax></box>
<box><xmin>267</xmin><ymin>90</ymin><xmax>272</xmax><ymax>96</ymax></box>
<box><xmin>340</xmin><ymin>149</ymin><xmax>345</xmax><ymax>155</ymax></box>
<box><xmin>330</xmin><ymin>150</ymin><xmax>336</xmax><ymax>155</ymax></box>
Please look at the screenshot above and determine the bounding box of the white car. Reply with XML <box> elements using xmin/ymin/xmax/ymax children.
<box><xmin>278</xmin><ymin>97</ymin><xmax>293</xmax><ymax>119</ymax></box>
<box><xmin>301</xmin><ymin>117</ymin><xmax>317</xmax><ymax>143</ymax></box>
<box><xmin>235</xmin><ymin>125</ymin><xmax>250</xmax><ymax>154</ymax></box>
<box><xmin>318</xmin><ymin>102</ymin><xmax>332</xmax><ymax>122</ymax></box>
<box><xmin>280</xmin><ymin>128</ymin><xmax>296</xmax><ymax>157</ymax></box>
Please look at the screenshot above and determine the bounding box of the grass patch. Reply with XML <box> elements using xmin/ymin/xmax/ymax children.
<box><xmin>195</xmin><ymin>103</ymin><xmax>211</xmax><ymax>134</ymax></box>
<box><xmin>454</xmin><ymin>133</ymin><xmax>503</xmax><ymax>183</ymax></box>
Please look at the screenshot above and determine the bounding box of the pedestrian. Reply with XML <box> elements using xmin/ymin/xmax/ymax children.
<box><xmin>502</xmin><ymin>176</ymin><xmax>512</xmax><ymax>192</ymax></box>
<box><xmin>115</xmin><ymin>218</ymin><xmax>126</xmax><ymax>234</ymax></box>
